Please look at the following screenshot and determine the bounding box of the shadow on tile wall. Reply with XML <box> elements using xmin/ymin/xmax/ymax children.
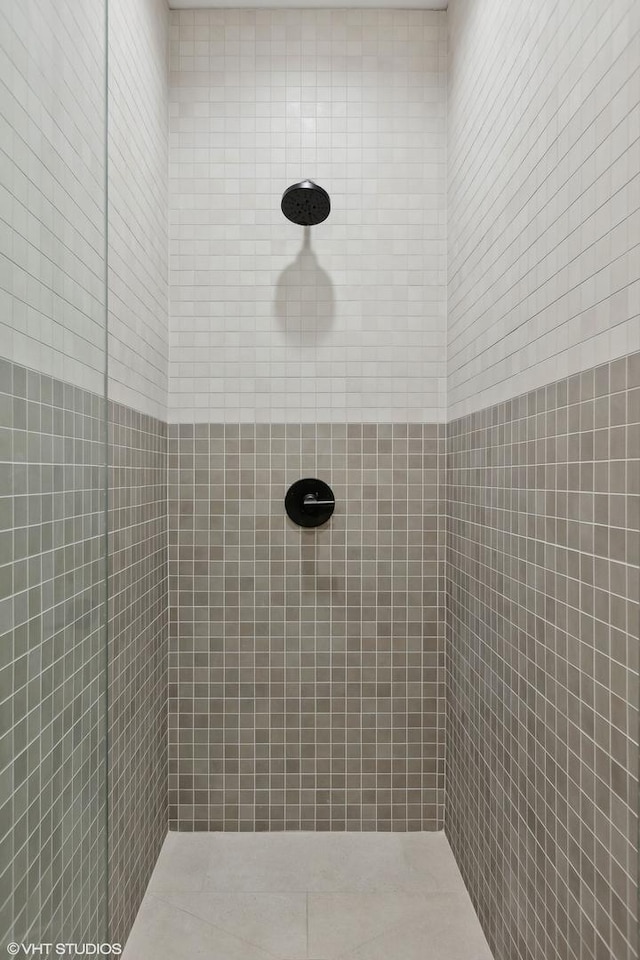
<box><xmin>273</xmin><ymin>229</ymin><xmax>335</xmax><ymax>346</ymax></box>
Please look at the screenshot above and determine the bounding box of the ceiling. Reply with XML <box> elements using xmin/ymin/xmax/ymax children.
<box><xmin>169</xmin><ymin>1</ymin><xmax>447</xmax><ymax>8</ymax></box>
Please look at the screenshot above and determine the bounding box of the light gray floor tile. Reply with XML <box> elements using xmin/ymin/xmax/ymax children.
<box><xmin>121</xmin><ymin>894</ymin><xmax>277</xmax><ymax>960</ymax></box>
<box><xmin>202</xmin><ymin>830</ymin><xmax>464</xmax><ymax>893</ymax></box>
<box><xmin>124</xmin><ymin>832</ymin><xmax>494</xmax><ymax>960</ymax></box>
<box><xmin>337</xmin><ymin>895</ymin><xmax>493</xmax><ymax>960</ymax></box>
<box><xmin>147</xmin><ymin>831</ymin><xmax>212</xmax><ymax>894</ymax></box>
<box><xmin>155</xmin><ymin>891</ymin><xmax>307</xmax><ymax>959</ymax></box>
<box><xmin>307</xmin><ymin>892</ymin><xmax>432</xmax><ymax>958</ymax></box>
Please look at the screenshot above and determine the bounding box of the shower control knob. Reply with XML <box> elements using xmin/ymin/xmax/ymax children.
<box><xmin>303</xmin><ymin>493</ymin><xmax>334</xmax><ymax>508</ymax></box>
<box><xmin>285</xmin><ymin>478</ymin><xmax>335</xmax><ymax>527</ymax></box>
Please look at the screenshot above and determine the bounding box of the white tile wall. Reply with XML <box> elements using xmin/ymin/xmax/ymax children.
<box><xmin>108</xmin><ymin>0</ymin><xmax>169</xmax><ymax>420</ymax></box>
<box><xmin>168</xmin><ymin>9</ymin><xmax>447</xmax><ymax>424</ymax></box>
<box><xmin>8</xmin><ymin>1</ymin><xmax>633</xmax><ymax>425</ymax></box>
<box><xmin>0</xmin><ymin>0</ymin><xmax>107</xmax><ymax>391</ymax></box>
<box><xmin>447</xmin><ymin>0</ymin><xmax>640</xmax><ymax>420</ymax></box>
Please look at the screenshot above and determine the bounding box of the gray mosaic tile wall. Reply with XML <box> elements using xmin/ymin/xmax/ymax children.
<box><xmin>445</xmin><ymin>353</ymin><xmax>640</xmax><ymax>960</ymax></box>
<box><xmin>168</xmin><ymin>423</ymin><xmax>445</xmax><ymax>831</ymax></box>
<box><xmin>0</xmin><ymin>360</ymin><xmax>108</xmax><ymax>947</ymax></box>
<box><xmin>107</xmin><ymin>402</ymin><xmax>168</xmax><ymax>944</ymax></box>
<box><xmin>0</xmin><ymin>362</ymin><xmax>169</xmax><ymax>950</ymax></box>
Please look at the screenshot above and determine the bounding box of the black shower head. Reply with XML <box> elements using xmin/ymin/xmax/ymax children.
<box><xmin>281</xmin><ymin>180</ymin><xmax>330</xmax><ymax>226</ymax></box>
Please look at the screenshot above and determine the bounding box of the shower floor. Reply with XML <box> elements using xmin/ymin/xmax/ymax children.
<box><xmin>122</xmin><ymin>830</ymin><xmax>493</xmax><ymax>960</ymax></box>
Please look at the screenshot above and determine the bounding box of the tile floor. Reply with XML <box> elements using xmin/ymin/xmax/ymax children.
<box><xmin>123</xmin><ymin>831</ymin><xmax>493</xmax><ymax>960</ymax></box>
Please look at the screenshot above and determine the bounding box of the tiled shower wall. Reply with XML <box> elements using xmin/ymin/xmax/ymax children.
<box><xmin>0</xmin><ymin>370</ymin><xmax>169</xmax><ymax>950</ymax></box>
<box><xmin>0</xmin><ymin>1</ymin><xmax>109</xmax><ymax>950</ymax></box>
<box><xmin>106</xmin><ymin>0</ymin><xmax>169</xmax><ymax>944</ymax></box>
<box><xmin>446</xmin><ymin>2</ymin><xmax>640</xmax><ymax>959</ymax></box>
<box><xmin>168</xmin><ymin>9</ymin><xmax>447</xmax><ymax>424</ymax></box>
<box><xmin>0</xmin><ymin>361</ymin><xmax>107</xmax><ymax>945</ymax></box>
<box><xmin>166</xmin><ymin>8</ymin><xmax>449</xmax><ymax>836</ymax></box>
<box><xmin>0</xmin><ymin>0</ymin><xmax>107</xmax><ymax>393</ymax></box>
<box><xmin>1</xmin><ymin>0</ymin><xmax>170</xmax><ymax>949</ymax></box>
<box><xmin>107</xmin><ymin>404</ymin><xmax>167</xmax><ymax>943</ymax></box>
<box><xmin>108</xmin><ymin>0</ymin><xmax>169</xmax><ymax>421</ymax></box>
<box><xmin>447</xmin><ymin>0</ymin><xmax>640</xmax><ymax>420</ymax></box>
<box><xmin>168</xmin><ymin>423</ymin><xmax>445</xmax><ymax>830</ymax></box>
<box><xmin>446</xmin><ymin>355</ymin><xmax>639</xmax><ymax>960</ymax></box>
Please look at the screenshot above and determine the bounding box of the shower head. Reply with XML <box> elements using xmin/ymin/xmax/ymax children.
<box><xmin>281</xmin><ymin>180</ymin><xmax>330</xmax><ymax>226</ymax></box>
